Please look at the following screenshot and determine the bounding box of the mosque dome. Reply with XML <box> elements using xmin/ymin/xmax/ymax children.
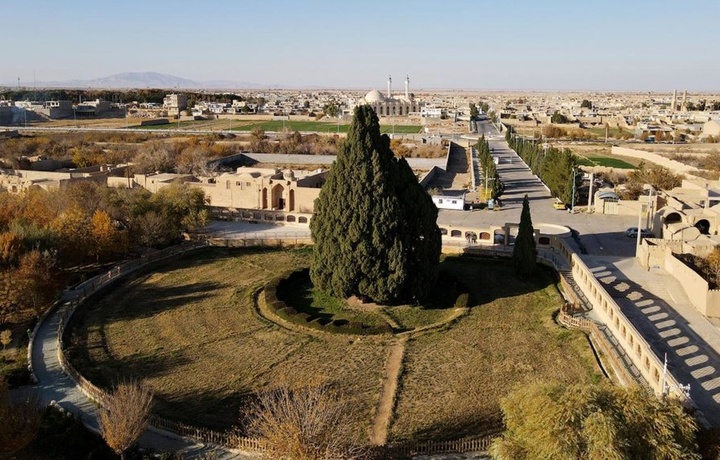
<box><xmin>364</xmin><ymin>89</ymin><xmax>386</xmax><ymax>103</ymax></box>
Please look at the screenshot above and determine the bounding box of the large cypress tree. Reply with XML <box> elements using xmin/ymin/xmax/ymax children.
<box><xmin>512</xmin><ymin>195</ymin><xmax>537</xmax><ymax>276</ymax></box>
<box><xmin>310</xmin><ymin>105</ymin><xmax>441</xmax><ymax>304</ymax></box>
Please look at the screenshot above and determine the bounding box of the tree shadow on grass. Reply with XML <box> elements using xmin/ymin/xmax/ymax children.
<box><xmin>79</xmin><ymin>277</ymin><xmax>229</xmax><ymax>327</ymax></box>
<box><xmin>76</xmin><ymin>350</ymin><xmax>195</xmax><ymax>392</ymax></box>
<box><xmin>154</xmin><ymin>386</ymin><xmax>257</xmax><ymax>433</ymax></box>
<box><xmin>146</xmin><ymin>245</ymin><xmax>306</xmax><ymax>274</ymax></box>
<box><xmin>392</xmin><ymin>409</ymin><xmax>503</xmax><ymax>444</ymax></box>
<box><xmin>443</xmin><ymin>255</ymin><xmax>556</xmax><ymax>307</ymax></box>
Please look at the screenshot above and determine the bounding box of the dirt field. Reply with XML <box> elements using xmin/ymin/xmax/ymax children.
<box><xmin>66</xmin><ymin>249</ymin><xmax>601</xmax><ymax>442</ymax></box>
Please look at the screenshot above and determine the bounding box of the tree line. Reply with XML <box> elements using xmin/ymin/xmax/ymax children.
<box><xmin>506</xmin><ymin>126</ymin><xmax>579</xmax><ymax>205</ymax></box>
<box><xmin>475</xmin><ymin>135</ymin><xmax>504</xmax><ymax>200</ymax></box>
<box><xmin>0</xmin><ymin>181</ymin><xmax>207</xmax><ymax>327</ymax></box>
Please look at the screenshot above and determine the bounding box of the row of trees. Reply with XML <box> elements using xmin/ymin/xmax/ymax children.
<box><xmin>475</xmin><ymin>135</ymin><xmax>504</xmax><ymax>199</ymax></box>
<box><xmin>248</xmin><ymin>128</ymin><xmax>342</xmax><ymax>156</ymax></box>
<box><xmin>506</xmin><ymin>126</ymin><xmax>579</xmax><ymax>204</ymax></box>
<box><xmin>0</xmin><ymin>181</ymin><xmax>207</xmax><ymax>327</ymax></box>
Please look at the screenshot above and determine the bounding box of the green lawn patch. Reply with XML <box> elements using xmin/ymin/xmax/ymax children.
<box><xmin>587</xmin><ymin>155</ymin><xmax>636</xmax><ymax>169</ymax></box>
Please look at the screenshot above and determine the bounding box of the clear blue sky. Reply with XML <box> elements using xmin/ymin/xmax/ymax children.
<box><xmin>2</xmin><ymin>0</ymin><xmax>719</xmax><ymax>91</ymax></box>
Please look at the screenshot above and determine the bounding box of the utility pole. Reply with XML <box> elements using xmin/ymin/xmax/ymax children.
<box><xmin>570</xmin><ymin>167</ymin><xmax>576</xmax><ymax>213</ymax></box>
<box><xmin>636</xmin><ymin>196</ymin><xmax>643</xmax><ymax>250</ymax></box>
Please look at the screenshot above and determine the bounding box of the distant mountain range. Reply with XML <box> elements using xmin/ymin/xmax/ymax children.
<box><xmin>4</xmin><ymin>72</ymin><xmax>279</xmax><ymax>90</ymax></box>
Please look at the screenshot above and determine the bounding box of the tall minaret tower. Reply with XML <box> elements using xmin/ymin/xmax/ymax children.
<box><xmin>387</xmin><ymin>74</ymin><xmax>392</xmax><ymax>98</ymax></box>
<box><xmin>405</xmin><ymin>75</ymin><xmax>410</xmax><ymax>100</ymax></box>
<box><xmin>671</xmin><ymin>89</ymin><xmax>677</xmax><ymax>112</ymax></box>
<box><xmin>681</xmin><ymin>90</ymin><xmax>688</xmax><ymax>112</ymax></box>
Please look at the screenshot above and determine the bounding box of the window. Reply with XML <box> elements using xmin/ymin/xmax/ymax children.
<box><xmin>451</xmin><ymin>200</ymin><xmax>457</xmax><ymax>204</ymax></box>
<box><xmin>438</xmin><ymin>199</ymin><xmax>443</xmax><ymax>204</ymax></box>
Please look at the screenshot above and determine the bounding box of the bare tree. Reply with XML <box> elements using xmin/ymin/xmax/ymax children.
<box><xmin>244</xmin><ymin>384</ymin><xmax>366</xmax><ymax>460</ymax></box>
<box><xmin>99</xmin><ymin>379</ymin><xmax>154</xmax><ymax>460</ymax></box>
<box><xmin>0</xmin><ymin>377</ymin><xmax>43</xmax><ymax>457</ymax></box>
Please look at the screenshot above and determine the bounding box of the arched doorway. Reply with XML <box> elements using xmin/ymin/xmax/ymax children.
<box><xmin>262</xmin><ymin>188</ymin><xmax>268</xmax><ymax>209</ymax></box>
<box><xmin>289</xmin><ymin>189</ymin><xmax>295</xmax><ymax>212</ymax></box>
<box><xmin>271</xmin><ymin>184</ymin><xmax>285</xmax><ymax>210</ymax></box>
<box><xmin>664</xmin><ymin>212</ymin><xmax>682</xmax><ymax>225</ymax></box>
<box><xmin>695</xmin><ymin>219</ymin><xmax>711</xmax><ymax>235</ymax></box>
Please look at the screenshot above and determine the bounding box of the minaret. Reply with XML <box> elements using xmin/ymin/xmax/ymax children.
<box><xmin>671</xmin><ymin>89</ymin><xmax>677</xmax><ymax>112</ymax></box>
<box><xmin>387</xmin><ymin>74</ymin><xmax>392</xmax><ymax>98</ymax></box>
<box><xmin>681</xmin><ymin>90</ymin><xmax>687</xmax><ymax>112</ymax></box>
<box><xmin>405</xmin><ymin>75</ymin><xmax>409</xmax><ymax>100</ymax></box>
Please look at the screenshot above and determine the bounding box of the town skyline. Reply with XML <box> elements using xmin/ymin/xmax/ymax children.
<box><xmin>3</xmin><ymin>0</ymin><xmax>720</xmax><ymax>92</ymax></box>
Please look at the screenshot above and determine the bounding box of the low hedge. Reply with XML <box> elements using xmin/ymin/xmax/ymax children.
<box><xmin>263</xmin><ymin>270</ymin><xmax>391</xmax><ymax>335</ymax></box>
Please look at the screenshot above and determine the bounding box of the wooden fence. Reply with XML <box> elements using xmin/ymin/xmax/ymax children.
<box><xmin>380</xmin><ymin>435</ymin><xmax>495</xmax><ymax>458</ymax></box>
<box><xmin>59</xmin><ymin>237</ymin><xmax>663</xmax><ymax>456</ymax></box>
<box><xmin>53</xmin><ymin>241</ymin><xmax>501</xmax><ymax>455</ymax></box>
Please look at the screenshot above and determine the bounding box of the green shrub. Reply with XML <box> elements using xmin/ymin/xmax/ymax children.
<box><xmin>269</xmin><ymin>300</ymin><xmax>287</xmax><ymax>311</ymax></box>
<box><xmin>455</xmin><ymin>293</ymin><xmax>470</xmax><ymax>309</ymax></box>
<box><xmin>278</xmin><ymin>306</ymin><xmax>296</xmax><ymax>316</ymax></box>
<box><xmin>308</xmin><ymin>318</ymin><xmax>325</xmax><ymax>330</ymax></box>
<box><xmin>264</xmin><ymin>289</ymin><xmax>278</xmax><ymax>304</ymax></box>
<box><xmin>296</xmin><ymin>312</ymin><xmax>312</xmax><ymax>323</ymax></box>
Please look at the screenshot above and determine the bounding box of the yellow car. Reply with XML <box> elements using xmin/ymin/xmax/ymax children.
<box><xmin>553</xmin><ymin>200</ymin><xmax>566</xmax><ymax>210</ymax></box>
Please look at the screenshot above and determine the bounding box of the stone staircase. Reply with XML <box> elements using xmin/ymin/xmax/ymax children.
<box><xmin>558</xmin><ymin>268</ymin><xmax>645</xmax><ymax>385</ymax></box>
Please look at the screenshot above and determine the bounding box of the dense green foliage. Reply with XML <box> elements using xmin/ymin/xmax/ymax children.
<box><xmin>475</xmin><ymin>135</ymin><xmax>504</xmax><ymax>199</ymax></box>
<box><xmin>491</xmin><ymin>381</ymin><xmax>700</xmax><ymax>460</ymax></box>
<box><xmin>310</xmin><ymin>105</ymin><xmax>441</xmax><ymax>304</ymax></box>
<box><xmin>551</xmin><ymin>111</ymin><xmax>571</xmax><ymax>124</ymax></box>
<box><xmin>512</xmin><ymin>195</ymin><xmax>536</xmax><ymax>276</ymax></box>
<box><xmin>580</xmin><ymin>99</ymin><xmax>593</xmax><ymax>109</ymax></box>
<box><xmin>506</xmin><ymin>126</ymin><xmax>579</xmax><ymax>204</ymax></box>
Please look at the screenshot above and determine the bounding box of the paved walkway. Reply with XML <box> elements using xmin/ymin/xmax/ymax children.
<box><xmin>582</xmin><ymin>255</ymin><xmax>720</xmax><ymax>426</ymax></box>
<box><xmin>27</xmin><ymin>295</ymin><xmax>252</xmax><ymax>458</ymax></box>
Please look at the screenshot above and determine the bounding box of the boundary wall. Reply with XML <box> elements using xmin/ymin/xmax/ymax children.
<box><xmin>42</xmin><ymin>230</ymin><xmax>696</xmax><ymax>456</ymax></box>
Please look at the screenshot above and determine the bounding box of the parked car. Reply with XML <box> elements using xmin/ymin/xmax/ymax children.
<box><xmin>625</xmin><ymin>227</ymin><xmax>652</xmax><ymax>238</ymax></box>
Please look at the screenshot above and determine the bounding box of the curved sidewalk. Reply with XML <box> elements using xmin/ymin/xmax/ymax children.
<box><xmin>29</xmin><ymin>292</ymin><xmax>251</xmax><ymax>459</ymax></box>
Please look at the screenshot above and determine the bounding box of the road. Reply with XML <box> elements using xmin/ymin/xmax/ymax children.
<box><xmin>437</xmin><ymin>121</ymin><xmax>638</xmax><ymax>258</ymax></box>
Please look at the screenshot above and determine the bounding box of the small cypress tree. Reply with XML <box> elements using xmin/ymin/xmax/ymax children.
<box><xmin>310</xmin><ymin>105</ymin><xmax>440</xmax><ymax>304</ymax></box>
<box><xmin>513</xmin><ymin>195</ymin><xmax>537</xmax><ymax>276</ymax></box>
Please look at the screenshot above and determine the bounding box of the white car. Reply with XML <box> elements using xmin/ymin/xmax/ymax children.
<box><xmin>625</xmin><ymin>227</ymin><xmax>652</xmax><ymax>238</ymax></box>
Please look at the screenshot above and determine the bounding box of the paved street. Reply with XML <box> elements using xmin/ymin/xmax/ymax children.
<box><xmin>583</xmin><ymin>256</ymin><xmax>720</xmax><ymax>426</ymax></box>
<box><xmin>437</xmin><ymin>122</ymin><xmax>638</xmax><ymax>257</ymax></box>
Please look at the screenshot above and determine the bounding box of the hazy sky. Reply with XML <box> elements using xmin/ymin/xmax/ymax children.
<box><xmin>2</xmin><ymin>0</ymin><xmax>719</xmax><ymax>91</ymax></box>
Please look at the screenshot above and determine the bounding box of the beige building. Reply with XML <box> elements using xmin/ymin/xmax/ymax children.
<box><xmin>133</xmin><ymin>167</ymin><xmax>327</xmax><ymax>224</ymax></box>
<box><xmin>163</xmin><ymin>94</ymin><xmax>188</xmax><ymax>117</ymax></box>
<box><xmin>652</xmin><ymin>179</ymin><xmax>720</xmax><ymax>239</ymax></box>
<box><xmin>357</xmin><ymin>75</ymin><xmax>422</xmax><ymax>116</ymax></box>
<box><xmin>0</xmin><ymin>166</ymin><xmax>111</xmax><ymax>193</ymax></box>
<box><xmin>703</xmin><ymin>120</ymin><xmax>720</xmax><ymax>137</ymax></box>
<box><xmin>15</xmin><ymin>100</ymin><xmax>73</xmax><ymax>119</ymax></box>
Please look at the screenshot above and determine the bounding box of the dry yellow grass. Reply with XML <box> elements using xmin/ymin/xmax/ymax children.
<box><xmin>67</xmin><ymin>250</ymin><xmax>601</xmax><ymax>442</ymax></box>
<box><xmin>68</xmin><ymin>247</ymin><xmax>389</xmax><ymax>432</ymax></box>
<box><xmin>388</xmin><ymin>258</ymin><xmax>602</xmax><ymax>442</ymax></box>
